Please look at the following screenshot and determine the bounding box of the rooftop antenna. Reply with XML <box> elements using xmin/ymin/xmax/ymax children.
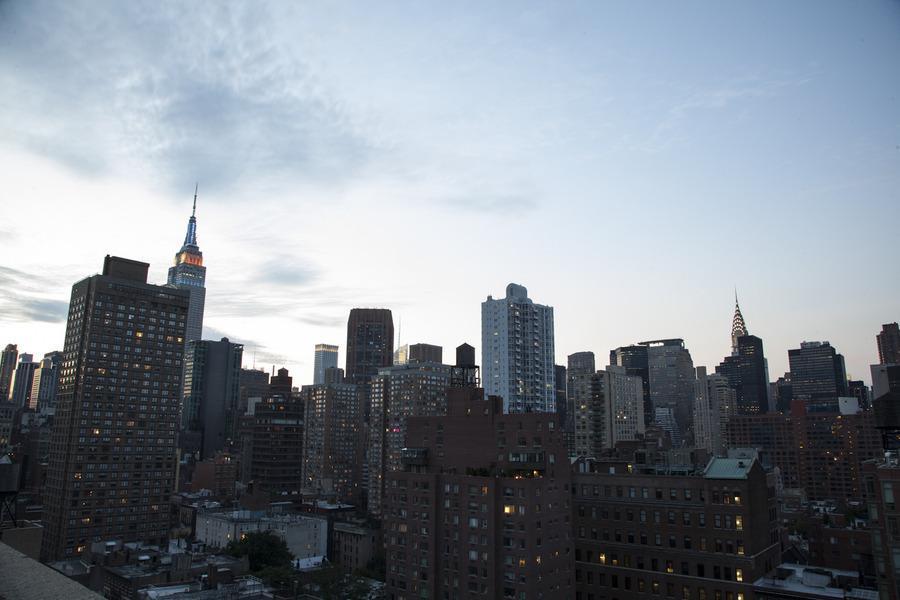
<box><xmin>397</xmin><ymin>315</ymin><xmax>402</xmax><ymax>349</ymax></box>
<box><xmin>192</xmin><ymin>183</ymin><xmax>198</xmax><ymax>217</ymax></box>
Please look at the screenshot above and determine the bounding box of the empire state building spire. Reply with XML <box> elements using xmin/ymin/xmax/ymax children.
<box><xmin>731</xmin><ymin>290</ymin><xmax>748</xmax><ymax>355</ymax></box>
<box><xmin>168</xmin><ymin>185</ymin><xmax>207</xmax><ymax>344</ymax></box>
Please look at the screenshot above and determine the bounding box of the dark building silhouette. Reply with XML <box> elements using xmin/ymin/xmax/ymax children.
<box><xmin>788</xmin><ymin>341</ymin><xmax>847</xmax><ymax>407</ymax></box>
<box><xmin>383</xmin><ymin>385</ymin><xmax>573</xmax><ymax>600</ymax></box>
<box><xmin>716</xmin><ymin>335</ymin><xmax>769</xmax><ymax>414</ymax></box>
<box><xmin>877</xmin><ymin>322</ymin><xmax>900</xmax><ymax>365</ymax></box>
<box><xmin>848</xmin><ymin>379</ymin><xmax>871</xmax><ymax>411</ymax></box>
<box><xmin>773</xmin><ymin>373</ymin><xmax>793</xmax><ymax>413</ymax></box>
<box><xmin>0</xmin><ymin>344</ymin><xmax>17</xmax><ymax>401</ymax></box>
<box><xmin>345</xmin><ymin>308</ymin><xmax>394</xmax><ymax>386</ymax></box>
<box><xmin>238</xmin><ymin>367</ymin><xmax>269</xmax><ymax>416</ymax></box>
<box><xmin>181</xmin><ymin>338</ymin><xmax>243</xmax><ymax>460</ymax></box>
<box><xmin>241</xmin><ymin>369</ymin><xmax>304</xmax><ymax>498</ymax></box>
<box><xmin>268</xmin><ymin>366</ymin><xmax>294</xmax><ymax>398</ymax></box>
<box><xmin>555</xmin><ymin>363</ymin><xmax>567</xmax><ymax>427</ymax></box>
<box><xmin>610</xmin><ymin>345</ymin><xmax>652</xmax><ymax>427</ymax></box>
<box><xmin>42</xmin><ymin>256</ymin><xmax>189</xmax><ymax>560</ymax></box>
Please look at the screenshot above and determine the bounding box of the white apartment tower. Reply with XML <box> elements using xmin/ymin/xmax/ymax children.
<box><xmin>481</xmin><ymin>283</ymin><xmax>556</xmax><ymax>413</ymax></box>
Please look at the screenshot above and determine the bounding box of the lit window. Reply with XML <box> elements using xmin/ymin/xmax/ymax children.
<box><xmin>736</xmin><ymin>569</ymin><xmax>743</xmax><ymax>582</ymax></box>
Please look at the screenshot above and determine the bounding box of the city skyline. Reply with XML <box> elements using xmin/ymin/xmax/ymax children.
<box><xmin>1</xmin><ymin>2</ymin><xmax>898</xmax><ymax>385</ymax></box>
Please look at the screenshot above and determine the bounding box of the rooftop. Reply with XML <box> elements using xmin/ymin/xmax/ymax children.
<box><xmin>0</xmin><ymin>542</ymin><xmax>103</xmax><ymax>600</ymax></box>
<box><xmin>703</xmin><ymin>457</ymin><xmax>755</xmax><ymax>480</ymax></box>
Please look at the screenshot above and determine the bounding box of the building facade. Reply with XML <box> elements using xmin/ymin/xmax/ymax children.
<box><xmin>787</xmin><ymin>341</ymin><xmax>848</xmax><ymax>405</ymax></box>
<box><xmin>877</xmin><ymin>322</ymin><xmax>900</xmax><ymax>366</ymax></box>
<box><xmin>8</xmin><ymin>353</ymin><xmax>37</xmax><ymax>408</ymax></box>
<box><xmin>42</xmin><ymin>256</ymin><xmax>189</xmax><ymax>560</ymax></box>
<box><xmin>394</xmin><ymin>343</ymin><xmax>444</xmax><ymax>366</ymax></box>
<box><xmin>694</xmin><ymin>367</ymin><xmax>736</xmax><ymax>456</ymax></box>
<box><xmin>181</xmin><ymin>338</ymin><xmax>243</xmax><ymax>460</ymax></box>
<box><xmin>573</xmin><ymin>456</ymin><xmax>781</xmax><ymax>600</ymax></box>
<box><xmin>240</xmin><ymin>384</ymin><xmax>304</xmax><ymax>498</ymax></box>
<box><xmin>313</xmin><ymin>344</ymin><xmax>339</xmax><ymax>385</ymax></box>
<box><xmin>482</xmin><ymin>283</ymin><xmax>556</xmax><ymax>413</ymax></box>
<box><xmin>0</xmin><ymin>343</ymin><xmax>17</xmax><ymax>401</ymax></box>
<box><xmin>610</xmin><ymin>345</ymin><xmax>653</xmax><ymax>428</ymax></box>
<box><xmin>368</xmin><ymin>361</ymin><xmax>451</xmax><ymax>516</ymax></box>
<box><xmin>383</xmin><ymin>386</ymin><xmax>573</xmax><ymax>600</ymax></box>
<box><xmin>301</xmin><ymin>381</ymin><xmax>363</xmax><ymax>503</ymax></box>
<box><xmin>641</xmin><ymin>339</ymin><xmax>695</xmax><ymax>446</ymax></box>
<box><xmin>717</xmin><ymin>335</ymin><xmax>769</xmax><ymax>415</ymax></box>
<box><xmin>346</xmin><ymin>308</ymin><xmax>394</xmax><ymax>386</ymax></box>
<box><xmin>30</xmin><ymin>351</ymin><xmax>62</xmax><ymax>411</ymax></box>
<box><xmin>166</xmin><ymin>188</ymin><xmax>206</xmax><ymax>345</ymax></box>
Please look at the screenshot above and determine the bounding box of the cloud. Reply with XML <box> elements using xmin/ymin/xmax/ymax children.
<box><xmin>0</xmin><ymin>266</ymin><xmax>70</xmax><ymax>323</ymax></box>
<box><xmin>0</xmin><ymin>2</ymin><xmax>370</xmax><ymax>195</ymax></box>
<box><xmin>443</xmin><ymin>194</ymin><xmax>538</xmax><ymax>215</ymax></box>
<box><xmin>253</xmin><ymin>259</ymin><xmax>317</xmax><ymax>287</ymax></box>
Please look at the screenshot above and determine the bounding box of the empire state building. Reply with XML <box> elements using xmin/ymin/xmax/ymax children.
<box><xmin>168</xmin><ymin>185</ymin><xmax>206</xmax><ymax>344</ymax></box>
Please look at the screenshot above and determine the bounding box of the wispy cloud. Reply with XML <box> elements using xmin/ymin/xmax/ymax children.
<box><xmin>0</xmin><ymin>2</ymin><xmax>369</xmax><ymax>195</ymax></box>
<box><xmin>0</xmin><ymin>266</ymin><xmax>70</xmax><ymax>323</ymax></box>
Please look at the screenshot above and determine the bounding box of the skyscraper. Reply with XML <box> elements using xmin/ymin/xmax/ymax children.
<box><xmin>640</xmin><ymin>338</ymin><xmax>695</xmax><ymax>446</ymax></box>
<box><xmin>8</xmin><ymin>353</ymin><xmax>37</xmax><ymax>408</ymax></box>
<box><xmin>167</xmin><ymin>186</ymin><xmax>206</xmax><ymax>345</ymax></box>
<box><xmin>877</xmin><ymin>323</ymin><xmax>900</xmax><ymax>365</ymax></box>
<box><xmin>716</xmin><ymin>297</ymin><xmax>769</xmax><ymax>414</ymax></box>
<box><xmin>181</xmin><ymin>337</ymin><xmax>243</xmax><ymax>460</ymax></box>
<box><xmin>788</xmin><ymin>341</ymin><xmax>848</xmax><ymax>406</ymax></box>
<box><xmin>42</xmin><ymin>256</ymin><xmax>189</xmax><ymax>560</ymax></box>
<box><xmin>345</xmin><ymin>308</ymin><xmax>394</xmax><ymax>386</ymax></box>
<box><xmin>481</xmin><ymin>283</ymin><xmax>556</xmax><ymax>413</ymax></box>
<box><xmin>567</xmin><ymin>351</ymin><xmax>596</xmax><ymax>458</ymax></box>
<box><xmin>694</xmin><ymin>366</ymin><xmax>736</xmax><ymax>455</ymax></box>
<box><xmin>0</xmin><ymin>344</ymin><xmax>17</xmax><ymax>401</ymax></box>
<box><xmin>301</xmin><ymin>380</ymin><xmax>363</xmax><ymax>503</ymax></box>
<box><xmin>367</xmin><ymin>359</ymin><xmax>451</xmax><ymax>515</ymax></box>
<box><xmin>313</xmin><ymin>343</ymin><xmax>339</xmax><ymax>384</ymax></box>
<box><xmin>610</xmin><ymin>344</ymin><xmax>652</xmax><ymax>427</ymax></box>
<box><xmin>30</xmin><ymin>350</ymin><xmax>62</xmax><ymax>411</ymax></box>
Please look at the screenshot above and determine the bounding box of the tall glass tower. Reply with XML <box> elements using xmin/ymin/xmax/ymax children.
<box><xmin>168</xmin><ymin>186</ymin><xmax>207</xmax><ymax>344</ymax></box>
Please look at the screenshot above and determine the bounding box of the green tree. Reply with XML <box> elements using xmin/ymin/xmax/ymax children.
<box><xmin>225</xmin><ymin>531</ymin><xmax>294</xmax><ymax>572</ymax></box>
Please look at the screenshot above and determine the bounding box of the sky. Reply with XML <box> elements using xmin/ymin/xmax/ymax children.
<box><xmin>0</xmin><ymin>1</ymin><xmax>898</xmax><ymax>386</ymax></box>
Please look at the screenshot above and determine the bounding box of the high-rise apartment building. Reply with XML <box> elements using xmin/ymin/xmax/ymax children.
<box><xmin>393</xmin><ymin>343</ymin><xmax>443</xmax><ymax>366</ymax></box>
<box><xmin>482</xmin><ymin>283</ymin><xmax>556</xmax><ymax>413</ymax></box>
<box><xmin>693</xmin><ymin>366</ymin><xmax>736</xmax><ymax>456</ymax></box>
<box><xmin>313</xmin><ymin>343</ymin><xmax>339</xmax><ymax>385</ymax></box>
<box><xmin>610</xmin><ymin>345</ymin><xmax>653</xmax><ymax>428</ymax></box>
<box><xmin>572</xmin><ymin>456</ymin><xmax>781</xmax><ymax>600</ymax></box>
<box><xmin>238</xmin><ymin>367</ymin><xmax>269</xmax><ymax>416</ymax></box>
<box><xmin>301</xmin><ymin>381</ymin><xmax>362</xmax><ymax>503</ymax></box>
<box><xmin>42</xmin><ymin>256</ymin><xmax>189</xmax><ymax>560</ymax></box>
<box><xmin>167</xmin><ymin>187</ymin><xmax>206</xmax><ymax>344</ymax></box>
<box><xmin>864</xmin><ymin>459</ymin><xmax>900</xmax><ymax>600</ymax></box>
<box><xmin>0</xmin><ymin>343</ymin><xmax>17</xmax><ymax>401</ymax></box>
<box><xmin>30</xmin><ymin>350</ymin><xmax>62</xmax><ymax>410</ymax></box>
<box><xmin>368</xmin><ymin>360</ymin><xmax>451</xmax><ymax>516</ymax></box>
<box><xmin>383</xmin><ymin>386</ymin><xmax>573</xmax><ymax>600</ymax></box>
<box><xmin>181</xmin><ymin>338</ymin><xmax>243</xmax><ymax>460</ymax></box>
<box><xmin>640</xmin><ymin>339</ymin><xmax>695</xmax><ymax>446</ymax></box>
<box><xmin>567</xmin><ymin>352</ymin><xmax>596</xmax><ymax>458</ymax></box>
<box><xmin>877</xmin><ymin>322</ymin><xmax>900</xmax><ymax>365</ymax></box>
<box><xmin>241</xmin><ymin>369</ymin><xmax>304</xmax><ymax>498</ymax></box>
<box><xmin>788</xmin><ymin>341</ymin><xmax>848</xmax><ymax>405</ymax></box>
<box><xmin>8</xmin><ymin>353</ymin><xmax>37</xmax><ymax>408</ymax></box>
<box><xmin>346</xmin><ymin>308</ymin><xmax>394</xmax><ymax>386</ymax></box>
<box><xmin>570</xmin><ymin>364</ymin><xmax>644</xmax><ymax>459</ymax></box>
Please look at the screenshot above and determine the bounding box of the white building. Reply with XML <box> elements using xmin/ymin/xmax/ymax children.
<box><xmin>607</xmin><ymin>365</ymin><xmax>645</xmax><ymax>444</ymax></box>
<box><xmin>694</xmin><ymin>366</ymin><xmax>736</xmax><ymax>456</ymax></box>
<box><xmin>481</xmin><ymin>283</ymin><xmax>555</xmax><ymax>414</ymax></box>
<box><xmin>195</xmin><ymin>511</ymin><xmax>328</xmax><ymax>560</ymax></box>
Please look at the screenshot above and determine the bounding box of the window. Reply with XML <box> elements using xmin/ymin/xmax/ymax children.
<box><xmin>735</xmin><ymin>569</ymin><xmax>743</xmax><ymax>582</ymax></box>
<box><xmin>735</xmin><ymin>516</ymin><xmax>743</xmax><ymax>531</ymax></box>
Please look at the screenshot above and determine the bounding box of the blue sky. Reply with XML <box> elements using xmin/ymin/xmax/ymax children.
<box><xmin>0</xmin><ymin>1</ymin><xmax>897</xmax><ymax>384</ymax></box>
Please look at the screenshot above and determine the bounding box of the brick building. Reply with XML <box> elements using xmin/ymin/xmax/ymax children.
<box><xmin>384</xmin><ymin>385</ymin><xmax>573</xmax><ymax>600</ymax></box>
<box><xmin>572</xmin><ymin>456</ymin><xmax>781</xmax><ymax>600</ymax></box>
